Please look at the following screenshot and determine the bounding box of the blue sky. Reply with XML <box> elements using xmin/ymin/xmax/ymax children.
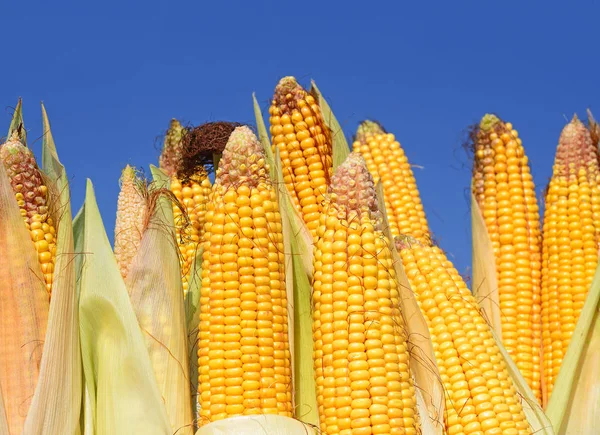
<box><xmin>2</xmin><ymin>1</ymin><xmax>599</xmax><ymax>277</ymax></box>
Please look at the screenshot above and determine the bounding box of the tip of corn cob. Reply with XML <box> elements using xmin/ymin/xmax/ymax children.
<box><xmin>328</xmin><ymin>153</ymin><xmax>381</xmax><ymax>226</ymax></box>
<box><xmin>159</xmin><ymin>119</ymin><xmax>185</xmax><ymax>177</ymax></box>
<box><xmin>216</xmin><ymin>126</ymin><xmax>268</xmax><ymax>188</ymax></box>
<box><xmin>587</xmin><ymin>108</ymin><xmax>600</xmax><ymax>147</ymax></box>
<box><xmin>479</xmin><ymin>113</ymin><xmax>502</xmax><ymax>131</ymax></box>
<box><xmin>273</xmin><ymin>76</ymin><xmax>307</xmax><ymax>113</ymax></box>
<box><xmin>355</xmin><ymin>119</ymin><xmax>386</xmax><ymax>142</ymax></box>
<box><xmin>555</xmin><ymin>115</ymin><xmax>597</xmax><ymax>174</ymax></box>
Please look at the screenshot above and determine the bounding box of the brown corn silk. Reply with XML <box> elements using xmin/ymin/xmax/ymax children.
<box><xmin>312</xmin><ymin>153</ymin><xmax>421</xmax><ymax>435</ymax></box>
<box><xmin>396</xmin><ymin>236</ymin><xmax>533</xmax><ymax>434</ymax></box>
<box><xmin>1</xmin><ymin>132</ymin><xmax>58</xmax><ymax>296</ymax></box>
<box><xmin>269</xmin><ymin>76</ymin><xmax>333</xmax><ymax>239</ymax></box>
<box><xmin>159</xmin><ymin>119</ymin><xmax>212</xmax><ymax>295</ymax></box>
<box><xmin>0</xmin><ymin>138</ymin><xmax>49</xmax><ymax>434</ymax></box>
<box><xmin>353</xmin><ymin>120</ymin><xmax>430</xmax><ymax>240</ymax></box>
<box><xmin>197</xmin><ymin>126</ymin><xmax>293</xmax><ymax>424</ymax></box>
<box><xmin>124</xmin><ymin>166</ymin><xmax>194</xmax><ymax>434</ymax></box>
<box><xmin>541</xmin><ymin>116</ymin><xmax>600</xmax><ymax>404</ymax></box>
<box><xmin>114</xmin><ymin>165</ymin><xmax>146</xmax><ymax>280</ymax></box>
<box><xmin>471</xmin><ymin>114</ymin><xmax>543</xmax><ymax>402</ymax></box>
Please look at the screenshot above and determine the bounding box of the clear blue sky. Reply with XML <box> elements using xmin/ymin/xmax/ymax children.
<box><xmin>2</xmin><ymin>1</ymin><xmax>599</xmax><ymax>277</ymax></box>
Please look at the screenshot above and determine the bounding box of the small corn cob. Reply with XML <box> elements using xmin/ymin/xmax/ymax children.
<box><xmin>159</xmin><ymin>119</ymin><xmax>212</xmax><ymax>295</ymax></box>
<box><xmin>0</xmin><ymin>131</ymin><xmax>56</xmax><ymax>295</ymax></box>
<box><xmin>353</xmin><ymin>120</ymin><xmax>430</xmax><ymax>240</ymax></box>
<box><xmin>541</xmin><ymin>115</ymin><xmax>600</xmax><ymax>401</ymax></box>
<box><xmin>397</xmin><ymin>236</ymin><xmax>532</xmax><ymax>435</ymax></box>
<box><xmin>197</xmin><ymin>126</ymin><xmax>292</xmax><ymax>424</ymax></box>
<box><xmin>471</xmin><ymin>114</ymin><xmax>543</xmax><ymax>402</ymax></box>
<box><xmin>114</xmin><ymin>165</ymin><xmax>146</xmax><ymax>280</ymax></box>
<box><xmin>312</xmin><ymin>153</ymin><xmax>420</xmax><ymax>435</ymax></box>
<box><xmin>269</xmin><ymin>76</ymin><xmax>333</xmax><ymax>239</ymax></box>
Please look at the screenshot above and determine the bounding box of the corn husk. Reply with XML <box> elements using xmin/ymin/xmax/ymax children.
<box><xmin>375</xmin><ymin>182</ymin><xmax>445</xmax><ymax>434</ymax></box>
<box><xmin>309</xmin><ymin>80</ymin><xmax>350</xmax><ymax>170</ymax></box>
<box><xmin>254</xmin><ymin>95</ymin><xmax>318</xmax><ymax>426</ymax></box>
<box><xmin>470</xmin><ymin>193</ymin><xmax>502</xmax><ymax>334</ymax></box>
<box><xmin>7</xmin><ymin>97</ymin><xmax>26</xmax><ymax>144</ymax></box>
<box><xmin>75</xmin><ymin>180</ymin><xmax>171</xmax><ymax>435</ymax></box>
<box><xmin>123</xmin><ymin>165</ymin><xmax>193</xmax><ymax>434</ymax></box>
<box><xmin>23</xmin><ymin>104</ymin><xmax>83</xmax><ymax>434</ymax></box>
<box><xmin>195</xmin><ymin>415</ymin><xmax>314</xmax><ymax>435</ymax></box>
<box><xmin>545</xmin><ymin>259</ymin><xmax>600</xmax><ymax>433</ymax></box>
<box><xmin>471</xmin><ymin>193</ymin><xmax>554</xmax><ymax>433</ymax></box>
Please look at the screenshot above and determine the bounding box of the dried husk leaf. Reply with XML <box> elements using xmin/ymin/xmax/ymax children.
<box><xmin>470</xmin><ymin>192</ymin><xmax>502</xmax><ymax>335</ymax></box>
<box><xmin>309</xmin><ymin>80</ymin><xmax>349</xmax><ymax>170</ymax></box>
<box><xmin>546</xmin><ymin>259</ymin><xmax>600</xmax><ymax>433</ymax></box>
<box><xmin>375</xmin><ymin>182</ymin><xmax>445</xmax><ymax>434</ymax></box>
<box><xmin>7</xmin><ymin>98</ymin><xmax>26</xmax><ymax>145</ymax></box>
<box><xmin>23</xmin><ymin>104</ymin><xmax>82</xmax><ymax>434</ymax></box>
<box><xmin>76</xmin><ymin>180</ymin><xmax>171</xmax><ymax>435</ymax></box>
<box><xmin>195</xmin><ymin>414</ymin><xmax>315</xmax><ymax>435</ymax></box>
<box><xmin>123</xmin><ymin>165</ymin><xmax>193</xmax><ymax>434</ymax></box>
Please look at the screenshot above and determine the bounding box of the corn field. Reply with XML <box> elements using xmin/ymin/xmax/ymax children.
<box><xmin>0</xmin><ymin>76</ymin><xmax>599</xmax><ymax>435</ymax></box>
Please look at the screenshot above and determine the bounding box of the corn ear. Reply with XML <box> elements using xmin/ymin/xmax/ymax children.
<box><xmin>123</xmin><ymin>165</ymin><xmax>193</xmax><ymax>434</ymax></box>
<box><xmin>545</xmin><ymin>260</ymin><xmax>600</xmax><ymax>433</ymax></box>
<box><xmin>309</xmin><ymin>80</ymin><xmax>350</xmax><ymax>171</ymax></box>
<box><xmin>471</xmin><ymin>191</ymin><xmax>502</xmax><ymax>333</ymax></box>
<box><xmin>23</xmin><ymin>104</ymin><xmax>82</xmax><ymax>434</ymax></box>
<box><xmin>375</xmin><ymin>181</ymin><xmax>445</xmax><ymax>434</ymax></box>
<box><xmin>75</xmin><ymin>180</ymin><xmax>171</xmax><ymax>434</ymax></box>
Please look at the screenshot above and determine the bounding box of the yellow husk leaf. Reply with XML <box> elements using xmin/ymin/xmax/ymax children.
<box><xmin>375</xmin><ymin>182</ymin><xmax>445</xmax><ymax>434</ymax></box>
<box><xmin>470</xmin><ymin>192</ymin><xmax>502</xmax><ymax>335</ymax></box>
<box><xmin>23</xmin><ymin>104</ymin><xmax>82</xmax><ymax>434</ymax></box>
<box><xmin>253</xmin><ymin>92</ymin><xmax>276</xmax><ymax>178</ymax></box>
<box><xmin>123</xmin><ymin>165</ymin><xmax>193</xmax><ymax>434</ymax></box>
<box><xmin>0</xmin><ymin>145</ymin><xmax>49</xmax><ymax>434</ymax></box>
<box><xmin>76</xmin><ymin>180</ymin><xmax>171</xmax><ymax>435</ymax></box>
<box><xmin>0</xmin><ymin>390</ymin><xmax>9</xmax><ymax>434</ymax></box>
<box><xmin>309</xmin><ymin>80</ymin><xmax>349</xmax><ymax>170</ymax></box>
<box><xmin>546</xmin><ymin>260</ymin><xmax>600</xmax><ymax>433</ymax></box>
<box><xmin>185</xmin><ymin>244</ymin><xmax>203</xmax><ymax>423</ymax></box>
<box><xmin>195</xmin><ymin>415</ymin><xmax>315</xmax><ymax>435</ymax></box>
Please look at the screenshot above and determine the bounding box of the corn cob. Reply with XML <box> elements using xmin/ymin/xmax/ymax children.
<box><xmin>312</xmin><ymin>153</ymin><xmax>420</xmax><ymax>435</ymax></box>
<box><xmin>541</xmin><ymin>115</ymin><xmax>600</xmax><ymax>401</ymax></box>
<box><xmin>0</xmin><ymin>131</ymin><xmax>56</xmax><ymax>296</ymax></box>
<box><xmin>114</xmin><ymin>165</ymin><xmax>146</xmax><ymax>280</ymax></box>
<box><xmin>471</xmin><ymin>114</ymin><xmax>542</xmax><ymax>402</ymax></box>
<box><xmin>269</xmin><ymin>76</ymin><xmax>333</xmax><ymax>239</ymax></box>
<box><xmin>197</xmin><ymin>126</ymin><xmax>292</xmax><ymax>424</ymax></box>
<box><xmin>397</xmin><ymin>236</ymin><xmax>532</xmax><ymax>435</ymax></box>
<box><xmin>353</xmin><ymin>120</ymin><xmax>430</xmax><ymax>240</ymax></box>
<box><xmin>159</xmin><ymin>119</ymin><xmax>212</xmax><ymax>295</ymax></box>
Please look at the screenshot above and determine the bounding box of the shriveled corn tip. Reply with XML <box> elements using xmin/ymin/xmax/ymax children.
<box><xmin>355</xmin><ymin>119</ymin><xmax>385</xmax><ymax>142</ymax></box>
<box><xmin>159</xmin><ymin>118</ymin><xmax>184</xmax><ymax>177</ymax></box>
<box><xmin>555</xmin><ymin>115</ymin><xmax>597</xmax><ymax>173</ymax></box>
<box><xmin>327</xmin><ymin>153</ymin><xmax>381</xmax><ymax>225</ymax></box>
<box><xmin>216</xmin><ymin>126</ymin><xmax>267</xmax><ymax>187</ymax></box>
<box><xmin>479</xmin><ymin>113</ymin><xmax>502</xmax><ymax>131</ymax></box>
<box><xmin>114</xmin><ymin>164</ymin><xmax>146</xmax><ymax>280</ymax></box>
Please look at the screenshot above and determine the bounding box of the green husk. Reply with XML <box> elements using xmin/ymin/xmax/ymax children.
<box><xmin>122</xmin><ymin>165</ymin><xmax>193</xmax><ymax>434</ymax></box>
<box><xmin>309</xmin><ymin>80</ymin><xmax>349</xmax><ymax>170</ymax></box>
<box><xmin>185</xmin><ymin>246</ymin><xmax>203</xmax><ymax>424</ymax></box>
<box><xmin>545</xmin><ymin>260</ymin><xmax>600</xmax><ymax>433</ymax></box>
<box><xmin>470</xmin><ymin>192</ymin><xmax>502</xmax><ymax>335</ymax></box>
<box><xmin>7</xmin><ymin>97</ymin><xmax>26</xmax><ymax>144</ymax></box>
<box><xmin>23</xmin><ymin>104</ymin><xmax>83</xmax><ymax>434</ymax></box>
<box><xmin>76</xmin><ymin>180</ymin><xmax>171</xmax><ymax>434</ymax></box>
<box><xmin>375</xmin><ymin>182</ymin><xmax>445</xmax><ymax>434</ymax></box>
<box><xmin>274</xmin><ymin>147</ymin><xmax>318</xmax><ymax>427</ymax></box>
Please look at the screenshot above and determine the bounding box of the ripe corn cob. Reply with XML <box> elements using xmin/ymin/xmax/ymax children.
<box><xmin>541</xmin><ymin>115</ymin><xmax>600</xmax><ymax>401</ymax></box>
<box><xmin>471</xmin><ymin>114</ymin><xmax>542</xmax><ymax>402</ymax></box>
<box><xmin>397</xmin><ymin>236</ymin><xmax>532</xmax><ymax>435</ymax></box>
<box><xmin>269</xmin><ymin>76</ymin><xmax>333</xmax><ymax>239</ymax></box>
<box><xmin>197</xmin><ymin>126</ymin><xmax>292</xmax><ymax>424</ymax></box>
<box><xmin>312</xmin><ymin>153</ymin><xmax>420</xmax><ymax>435</ymax></box>
<box><xmin>159</xmin><ymin>119</ymin><xmax>212</xmax><ymax>295</ymax></box>
<box><xmin>0</xmin><ymin>131</ymin><xmax>56</xmax><ymax>295</ymax></box>
<box><xmin>353</xmin><ymin>120</ymin><xmax>430</xmax><ymax>240</ymax></box>
<box><xmin>114</xmin><ymin>165</ymin><xmax>146</xmax><ymax>280</ymax></box>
